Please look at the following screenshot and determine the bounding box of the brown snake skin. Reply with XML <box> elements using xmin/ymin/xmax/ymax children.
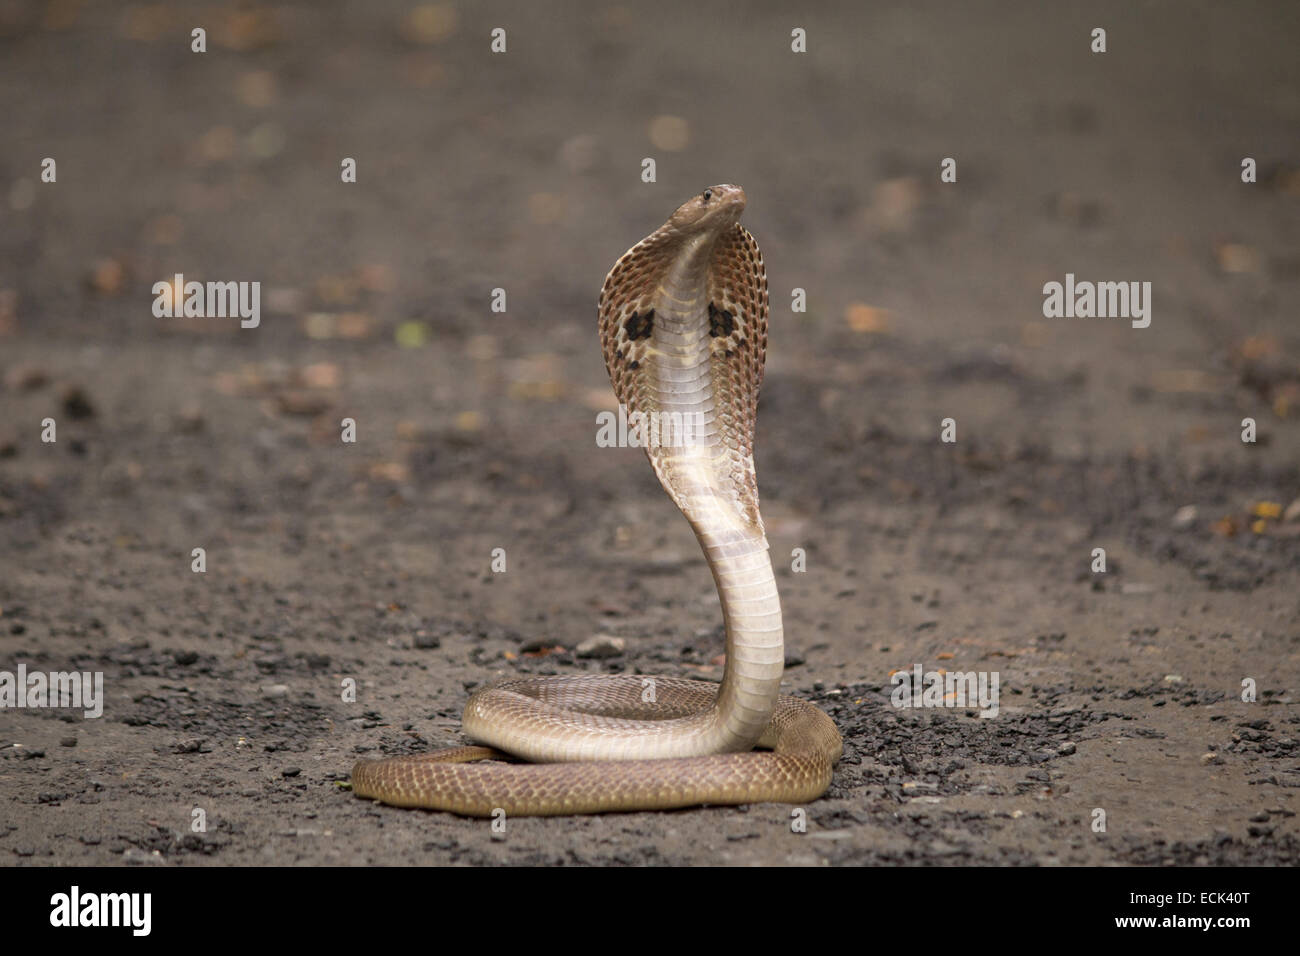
<box><xmin>350</xmin><ymin>185</ymin><xmax>842</xmax><ymax>815</ymax></box>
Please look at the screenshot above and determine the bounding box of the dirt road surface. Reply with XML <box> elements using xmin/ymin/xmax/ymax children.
<box><xmin>1</xmin><ymin>1</ymin><xmax>1297</xmax><ymax>865</ymax></box>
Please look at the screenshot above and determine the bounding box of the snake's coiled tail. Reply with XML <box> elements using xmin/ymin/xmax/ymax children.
<box><xmin>350</xmin><ymin>677</ymin><xmax>840</xmax><ymax>816</ymax></box>
<box><xmin>351</xmin><ymin>185</ymin><xmax>842</xmax><ymax>815</ymax></box>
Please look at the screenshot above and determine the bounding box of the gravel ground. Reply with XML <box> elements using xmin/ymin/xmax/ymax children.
<box><xmin>1</xmin><ymin>0</ymin><xmax>1297</xmax><ymax>865</ymax></box>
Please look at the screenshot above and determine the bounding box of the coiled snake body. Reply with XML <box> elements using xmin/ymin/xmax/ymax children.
<box><xmin>351</xmin><ymin>185</ymin><xmax>842</xmax><ymax>815</ymax></box>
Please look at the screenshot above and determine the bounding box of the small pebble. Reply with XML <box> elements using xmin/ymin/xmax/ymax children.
<box><xmin>121</xmin><ymin>848</ymin><xmax>164</xmax><ymax>865</ymax></box>
<box><xmin>1121</xmin><ymin>583</ymin><xmax>1155</xmax><ymax>595</ymax></box>
<box><xmin>4</xmin><ymin>364</ymin><xmax>49</xmax><ymax>391</ymax></box>
<box><xmin>277</xmin><ymin>391</ymin><xmax>332</xmax><ymax>416</ymax></box>
<box><xmin>61</xmin><ymin>385</ymin><xmax>96</xmax><ymax>420</ymax></box>
<box><xmin>173</xmin><ymin>406</ymin><xmax>205</xmax><ymax>433</ymax></box>
<box><xmin>576</xmin><ymin>634</ymin><xmax>625</xmax><ymax>659</ymax></box>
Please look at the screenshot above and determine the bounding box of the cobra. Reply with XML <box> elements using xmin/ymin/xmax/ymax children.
<box><xmin>350</xmin><ymin>185</ymin><xmax>842</xmax><ymax>815</ymax></box>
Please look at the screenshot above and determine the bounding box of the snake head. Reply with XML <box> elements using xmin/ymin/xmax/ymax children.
<box><xmin>666</xmin><ymin>184</ymin><xmax>747</xmax><ymax>239</ymax></box>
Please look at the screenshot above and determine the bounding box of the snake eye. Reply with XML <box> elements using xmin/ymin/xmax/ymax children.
<box><xmin>702</xmin><ymin>188</ymin><xmax>712</xmax><ymax>202</ymax></box>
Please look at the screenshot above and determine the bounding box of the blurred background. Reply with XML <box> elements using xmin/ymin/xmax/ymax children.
<box><xmin>0</xmin><ymin>1</ymin><xmax>1297</xmax><ymax>865</ymax></box>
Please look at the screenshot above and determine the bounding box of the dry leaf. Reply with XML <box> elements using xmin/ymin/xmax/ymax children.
<box><xmin>845</xmin><ymin>303</ymin><xmax>890</xmax><ymax>333</ymax></box>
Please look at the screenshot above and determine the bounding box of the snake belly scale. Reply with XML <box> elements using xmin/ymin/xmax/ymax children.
<box><xmin>350</xmin><ymin>185</ymin><xmax>842</xmax><ymax>816</ymax></box>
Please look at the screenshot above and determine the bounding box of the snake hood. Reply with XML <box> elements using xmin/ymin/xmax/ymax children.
<box><xmin>598</xmin><ymin>183</ymin><xmax>770</xmax><ymax>535</ymax></box>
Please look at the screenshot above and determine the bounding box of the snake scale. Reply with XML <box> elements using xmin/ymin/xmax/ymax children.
<box><xmin>351</xmin><ymin>184</ymin><xmax>842</xmax><ymax>815</ymax></box>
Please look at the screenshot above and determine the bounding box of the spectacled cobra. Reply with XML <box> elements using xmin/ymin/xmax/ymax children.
<box><xmin>350</xmin><ymin>184</ymin><xmax>842</xmax><ymax>815</ymax></box>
